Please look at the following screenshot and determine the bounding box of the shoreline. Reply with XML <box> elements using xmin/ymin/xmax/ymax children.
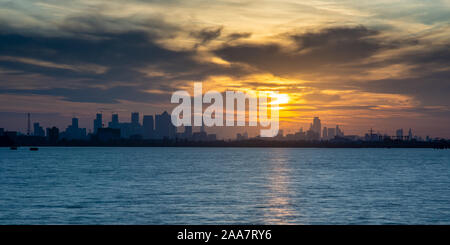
<box><xmin>3</xmin><ymin>139</ymin><xmax>449</xmax><ymax>149</ymax></box>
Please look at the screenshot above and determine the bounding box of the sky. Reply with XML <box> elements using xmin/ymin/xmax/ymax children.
<box><xmin>0</xmin><ymin>0</ymin><xmax>449</xmax><ymax>138</ymax></box>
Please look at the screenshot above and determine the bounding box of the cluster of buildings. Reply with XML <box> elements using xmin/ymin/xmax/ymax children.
<box><xmin>237</xmin><ymin>117</ymin><xmax>345</xmax><ymax>141</ymax></box>
<box><xmin>98</xmin><ymin>111</ymin><xmax>177</xmax><ymax>140</ymax></box>
<box><xmin>0</xmin><ymin>111</ymin><xmax>217</xmax><ymax>143</ymax></box>
<box><xmin>0</xmin><ymin>114</ymin><xmax>437</xmax><ymax>144</ymax></box>
<box><xmin>235</xmin><ymin>116</ymin><xmax>429</xmax><ymax>142</ymax></box>
<box><xmin>95</xmin><ymin>111</ymin><xmax>216</xmax><ymax>142</ymax></box>
<box><xmin>363</xmin><ymin>128</ymin><xmax>426</xmax><ymax>142</ymax></box>
<box><xmin>285</xmin><ymin>117</ymin><xmax>344</xmax><ymax>141</ymax></box>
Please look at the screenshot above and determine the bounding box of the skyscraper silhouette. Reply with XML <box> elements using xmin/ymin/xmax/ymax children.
<box><xmin>46</xmin><ymin>127</ymin><xmax>59</xmax><ymax>143</ymax></box>
<box><xmin>129</xmin><ymin>112</ymin><xmax>142</xmax><ymax>137</ymax></box>
<box><xmin>131</xmin><ymin>112</ymin><xmax>139</xmax><ymax>126</ymax></box>
<box><xmin>396</xmin><ymin>129</ymin><xmax>403</xmax><ymax>140</ymax></box>
<box><xmin>336</xmin><ymin>125</ymin><xmax>343</xmax><ymax>137</ymax></box>
<box><xmin>93</xmin><ymin>113</ymin><xmax>102</xmax><ymax>134</ymax></box>
<box><xmin>109</xmin><ymin>114</ymin><xmax>120</xmax><ymax>129</ymax></box>
<box><xmin>143</xmin><ymin>115</ymin><xmax>154</xmax><ymax>139</ymax></box>
<box><xmin>33</xmin><ymin>122</ymin><xmax>45</xmax><ymax>137</ymax></box>
<box><xmin>312</xmin><ymin>117</ymin><xmax>321</xmax><ymax>138</ymax></box>
<box><xmin>155</xmin><ymin>111</ymin><xmax>176</xmax><ymax>139</ymax></box>
<box><xmin>63</xmin><ymin>117</ymin><xmax>86</xmax><ymax>140</ymax></box>
<box><xmin>72</xmin><ymin>118</ymin><xmax>79</xmax><ymax>129</ymax></box>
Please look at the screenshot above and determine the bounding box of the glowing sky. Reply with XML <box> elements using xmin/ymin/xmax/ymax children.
<box><xmin>0</xmin><ymin>0</ymin><xmax>449</xmax><ymax>138</ymax></box>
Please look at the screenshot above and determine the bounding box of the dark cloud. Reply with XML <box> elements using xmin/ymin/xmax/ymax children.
<box><xmin>338</xmin><ymin>42</ymin><xmax>450</xmax><ymax>106</ymax></box>
<box><xmin>0</xmin><ymin>31</ymin><xmax>185</xmax><ymax>80</ymax></box>
<box><xmin>283</xmin><ymin>105</ymin><xmax>379</xmax><ymax>112</ymax></box>
<box><xmin>398</xmin><ymin>44</ymin><xmax>450</xmax><ymax>68</ymax></box>
<box><xmin>191</xmin><ymin>26</ymin><xmax>223</xmax><ymax>46</ymax></box>
<box><xmin>291</xmin><ymin>26</ymin><xmax>379</xmax><ymax>50</ymax></box>
<box><xmin>0</xmin><ymin>18</ymin><xmax>248</xmax><ymax>103</ymax></box>
<box><xmin>359</xmin><ymin>69</ymin><xmax>450</xmax><ymax>106</ymax></box>
<box><xmin>214</xmin><ymin>26</ymin><xmax>383</xmax><ymax>76</ymax></box>
<box><xmin>0</xmin><ymin>86</ymin><xmax>170</xmax><ymax>104</ymax></box>
<box><xmin>301</xmin><ymin>92</ymin><xmax>341</xmax><ymax>102</ymax></box>
<box><xmin>58</xmin><ymin>14</ymin><xmax>179</xmax><ymax>39</ymax></box>
<box><xmin>226</xmin><ymin>32</ymin><xmax>252</xmax><ymax>41</ymax></box>
<box><xmin>1</xmin><ymin>17</ymin><xmax>449</xmax><ymax>115</ymax></box>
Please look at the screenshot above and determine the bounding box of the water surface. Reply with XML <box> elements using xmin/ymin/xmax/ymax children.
<box><xmin>0</xmin><ymin>147</ymin><xmax>449</xmax><ymax>224</ymax></box>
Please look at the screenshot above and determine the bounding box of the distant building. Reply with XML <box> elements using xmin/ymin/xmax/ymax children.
<box><xmin>192</xmin><ymin>131</ymin><xmax>208</xmax><ymax>141</ymax></box>
<box><xmin>109</xmin><ymin>114</ymin><xmax>120</xmax><ymax>128</ymax></box>
<box><xmin>236</xmin><ymin>132</ymin><xmax>249</xmax><ymax>141</ymax></box>
<box><xmin>5</xmin><ymin>131</ymin><xmax>17</xmax><ymax>141</ymax></box>
<box><xmin>117</xmin><ymin>123</ymin><xmax>132</xmax><ymax>138</ymax></box>
<box><xmin>128</xmin><ymin>112</ymin><xmax>142</xmax><ymax>137</ymax></box>
<box><xmin>295</xmin><ymin>130</ymin><xmax>306</xmax><ymax>140</ymax></box>
<box><xmin>285</xmin><ymin>133</ymin><xmax>295</xmax><ymax>140</ymax></box>
<box><xmin>274</xmin><ymin>129</ymin><xmax>284</xmax><ymax>140</ymax></box>
<box><xmin>306</xmin><ymin>129</ymin><xmax>320</xmax><ymax>141</ymax></box>
<box><xmin>365</xmin><ymin>128</ymin><xmax>382</xmax><ymax>141</ymax></box>
<box><xmin>396</xmin><ymin>129</ymin><xmax>403</xmax><ymax>140</ymax></box>
<box><xmin>312</xmin><ymin>117</ymin><xmax>321</xmax><ymax>138</ymax></box>
<box><xmin>183</xmin><ymin>126</ymin><xmax>192</xmax><ymax>139</ymax></box>
<box><xmin>107</xmin><ymin>113</ymin><xmax>144</xmax><ymax>139</ymax></box>
<box><xmin>327</xmin><ymin>127</ymin><xmax>336</xmax><ymax>140</ymax></box>
<box><xmin>93</xmin><ymin>113</ymin><xmax>102</xmax><ymax>134</ymax></box>
<box><xmin>131</xmin><ymin>112</ymin><xmax>139</xmax><ymax>126</ymax></box>
<box><xmin>33</xmin><ymin>122</ymin><xmax>45</xmax><ymax>137</ymax></box>
<box><xmin>284</xmin><ymin>128</ymin><xmax>307</xmax><ymax>141</ymax></box>
<box><xmin>155</xmin><ymin>111</ymin><xmax>176</xmax><ymax>139</ymax></box>
<box><xmin>46</xmin><ymin>127</ymin><xmax>59</xmax><ymax>143</ymax></box>
<box><xmin>408</xmin><ymin>128</ymin><xmax>413</xmax><ymax>141</ymax></box>
<box><xmin>305</xmin><ymin>117</ymin><xmax>322</xmax><ymax>140</ymax></box>
<box><xmin>97</xmin><ymin>128</ymin><xmax>120</xmax><ymax>142</ymax></box>
<box><xmin>143</xmin><ymin>115</ymin><xmax>154</xmax><ymax>139</ymax></box>
<box><xmin>207</xmin><ymin>134</ymin><xmax>217</xmax><ymax>141</ymax></box>
<box><xmin>322</xmin><ymin>127</ymin><xmax>328</xmax><ymax>140</ymax></box>
<box><xmin>0</xmin><ymin>128</ymin><xmax>4</xmax><ymax>136</ymax></box>
<box><xmin>343</xmin><ymin>135</ymin><xmax>360</xmax><ymax>141</ymax></box>
<box><xmin>336</xmin><ymin>125</ymin><xmax>343</xmax><ymax>137</ymax></box>
<box><xmin>62</xmin><ymin>117</ymin><xmax>87</xmax><ymax>140</ymax></box>
<box><xmin>72</xmin><ymin>117</ymin><xmax>78</xmax><ymax>128</ymax></box>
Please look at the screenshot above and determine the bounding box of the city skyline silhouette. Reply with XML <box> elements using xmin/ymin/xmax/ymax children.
<box><xmin>1</xmin><ymin>111</ymin><xmax>447</xmax><ymax>144</ymax></box>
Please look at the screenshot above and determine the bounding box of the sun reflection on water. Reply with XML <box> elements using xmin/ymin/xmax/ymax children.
<box><xmin>262</xmin><ymin>149</ymin><xmax>300</xmax><ymax>224</ymax></box>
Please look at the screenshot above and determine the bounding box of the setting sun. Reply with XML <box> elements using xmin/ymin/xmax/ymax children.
<box><xmin>271</xmin><ymin>93</ymin><xmax>290</xmax><ymax>105</ymax></box>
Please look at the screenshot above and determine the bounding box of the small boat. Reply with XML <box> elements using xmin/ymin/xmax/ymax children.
<box><xmin>10</xmin><ymin>146</ymin><xmax>18</xmax><ymax>150</ymax></box>
<box><xmin>29</xmin><ymin>147</ymin><xmax>39</xmax><ymax>151</ymax></box>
